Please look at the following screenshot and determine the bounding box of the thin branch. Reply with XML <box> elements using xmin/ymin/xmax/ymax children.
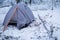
<box><xmin>38</xmin><ymin>15</ymin><xmax>50</xmax><ymax>32</ymax></box>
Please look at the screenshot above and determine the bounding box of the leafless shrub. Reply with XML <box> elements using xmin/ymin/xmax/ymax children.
<box><xmin>38</xmin><ymin>14</ymin><xmax>57</xmax><ymax>40</ymax></box>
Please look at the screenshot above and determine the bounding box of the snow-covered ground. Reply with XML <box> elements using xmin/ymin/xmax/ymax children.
<box><xmin>0</xmin><ymin>4</ymin><xmax>60</xmax><ymax>40</ymax></box>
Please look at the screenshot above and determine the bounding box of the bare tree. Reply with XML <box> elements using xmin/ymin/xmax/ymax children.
<box><xmin>29</xmin><ymin>0</ymin><xmax>32</xmax><ymax>4</ymax></box>
<box><xmin>16</xmin><ymin>0</ymin><xmax>22</xmax><ymax>3</ymax></box>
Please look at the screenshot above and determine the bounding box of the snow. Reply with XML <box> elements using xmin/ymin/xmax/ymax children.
<box><xmin>0</xmin><ymin>4</ymin><xmax>60</xmax><ymax>40</ymax></box>
<box><xmin>32</xmin><ymin>9</ymin><xmax>60</xmax><ymax>25</ymax></box>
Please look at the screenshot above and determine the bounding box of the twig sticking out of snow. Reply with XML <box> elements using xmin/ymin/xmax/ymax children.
<box><xmin>38</xmin><ymin>15</ymin><xmax>50</xmax><ymax>32</ymax></box>
<box><xmin>38</xmin><ymin>14</ymin><xmax>57</xmax><ymax>40</ymax></box>
<box><xmin>38</xmin><ymin>14</ymin><xmax>51</xmax><ymax>38</ymax></box>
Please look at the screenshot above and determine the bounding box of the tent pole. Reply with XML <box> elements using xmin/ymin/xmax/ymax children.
<box><xmin>3</xmin><ymin>5</ymin><xmax>18</xmax><ymax>32</ymax></box>
<box><xmin>3</xmin><ymin>25</ymin><xmax>7</xmax><ymax>32</ymax></box>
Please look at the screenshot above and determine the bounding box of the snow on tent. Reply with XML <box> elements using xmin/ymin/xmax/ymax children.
<box><xmin>3</xmin><ymin>3</ymin><xmax>35</xmax><ymax>32</ymax></box>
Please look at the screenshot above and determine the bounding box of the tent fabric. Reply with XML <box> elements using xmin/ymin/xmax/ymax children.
<box><xmin>3</xmin><ymin>5</ymin><xmax>17</xmax><ymax>26</ymax></box>
<box><xmin>18</xmin><ymin>3</ymin><xmax>35</xmax><ymax>22</ymax></box>
<box><xmin>3</xmin><ymin>3</ymin><xmax>35</xmax><ymax>29</ymax></box>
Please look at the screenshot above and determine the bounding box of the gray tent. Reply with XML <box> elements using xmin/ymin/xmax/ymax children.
<box><xmin>3</xmin><ymin>3</ymin><xmax>35</xmax><ymax>31</ymax></box>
